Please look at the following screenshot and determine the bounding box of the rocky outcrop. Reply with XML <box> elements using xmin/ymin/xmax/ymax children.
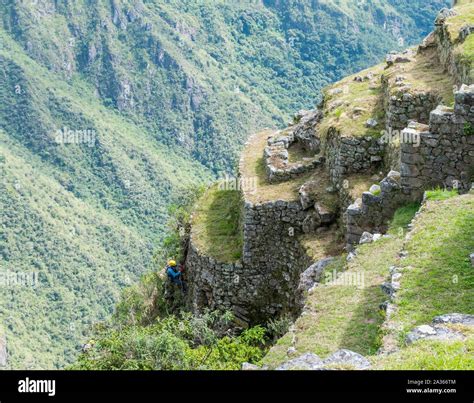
<box><xmin>406</xmin><ymin>314</ymin><xmax>474</xmax><ymax>344</ymax></box>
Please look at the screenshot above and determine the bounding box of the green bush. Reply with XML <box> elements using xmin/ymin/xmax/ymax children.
<box><xmin>70</xmin><ymin>311</ymin><xmax>267</xmax><ymax>370</ymax></box>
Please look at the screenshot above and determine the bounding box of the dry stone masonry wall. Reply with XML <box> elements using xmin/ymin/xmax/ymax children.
<box><xmin>400</xmin><ymin>85</ymin><xmax>474</xmax><ymax>199</ymax></box>
<box><xmin>325</xmin><ymin>129</ymin><xmax>384</xmax><ymax>184</ymax></box>
<box><xmin>265</xmin><ymin>110</ymin><xmax>323</xmax><ymax>183</ymax></box>
<box><xmin>186</xmin><ymin>199</ymin><xmax>313</xmax><ymax>325</ymax></box>
<box><xmin>345</xmin><ymin>170</ymin><xmax>406</xmax><ymax>247</ymax></box>
<box><xmin>383</xmin><ymin>80</ymin><xmax>442</xmax><ymax>132</ymax></box>
<box><xmin>435</xmin><ymin>7</ymin><xmax>473</xmax><ymax>86</ymax></box>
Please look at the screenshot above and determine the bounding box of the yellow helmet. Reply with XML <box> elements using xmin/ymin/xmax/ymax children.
<box><xmin>168</xmin><ymin>259</ymin><xmax>177</xmax><ymax>267</ymax></box>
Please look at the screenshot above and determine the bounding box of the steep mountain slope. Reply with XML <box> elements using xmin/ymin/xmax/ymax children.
<box><xmin>0</xmin><ymin>0</ymin><xmax>449</xmax><ymax>170</ymax></box>
<box><xmin>0</xmin><ymin>0</ymin><xmax>448</xmax><ymax>368</ymax></box>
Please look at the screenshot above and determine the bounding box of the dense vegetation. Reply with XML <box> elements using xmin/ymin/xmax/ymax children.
<box><xmin>0</xmin><ymin>0</ymin><xmax>449</xmax><ymax>368</ymax></box>
<box><xmin>71</xmin><ymin>309</ymin><xmax>268</xmax><ymax>370</ymax></box>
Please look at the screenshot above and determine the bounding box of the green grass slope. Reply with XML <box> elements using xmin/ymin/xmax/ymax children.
<box><xmin>373</xmin><ymin>191</ymin><xmax>474</xmax><ymax>370</ymax></box>
<box><xmin>0</xmin><ymin>0</ymin><xmax>449</xmax><ymax>171</ymax></box>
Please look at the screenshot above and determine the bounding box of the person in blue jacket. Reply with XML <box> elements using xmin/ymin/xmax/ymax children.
<box><xmin>166</xmin><ymin>260</ymin><xmax>186</xmax><ymax>292</ymax></box>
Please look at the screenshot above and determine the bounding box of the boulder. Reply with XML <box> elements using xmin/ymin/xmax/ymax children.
<box><xmin>418</xmin><ymin>31</ymin><xmax>436</xmax><ymax>52</ymax></box>
<box><xmin>299</xmin><ymin>181</ymin><xmax>318</xmax><ymax>210</ymax></box>
<box><xmin>315</xmin><ymin>203</ymin><xmax>336</xmax><ymax>225</ymax></box>
<box><xmin>373</xmin><ymin>233</ymin><xmax>382</xmax><ymax>242</ymax></box>
<box><xmin>299</xmin><ymin>257</ymin><xmax>335</xmax><ymax>292</ymax></box>
<box><xmin>432</xmin><ymin>313</ymin><xmax>474</xmax><ymax>326</ymax></box>
<box><xmin>381</xmin><ymin>282</ymin><xmax>396</xmax><ymax>297</ymax></box>
<box><xmin>242</xmin><ymin>362</ymin><xmax>260</xmax><ymax>370</ymax></box>
<box><xmin>302</xmin><ymin>211</ymin><xmax>322</xmax><ymax>234</ymax></box>
<box><xmin>322</xmin><ymin>349</ymin><xmax>371</xmax><ymax>370</ymax></box>
<box><xmin>406</xmin><ymin>325</ymin><xmax>465</xmax><ymax>344</ymax></box>
<box><xmin>386</xmin><ymin>53</ymin><xmax>412</xmax><ymax>67</ymax></box>
<box><xmin>276</xmin><ymin>353</ymin><xmax>324</xmax><ymax>370</ymax></box>
<box><xmin>359</xmin><ymin>232</ymin><xmax>374</xmax><ymax>244</ymax></box>
<box><xmin>346</xmin><ymin>251</ymin><xmax>357</xmax><ymax>262</ymax></box>
<box><xmin>366</xmin><ymin>118</ymin><xmax>378</xmax><ymax>128</ymax></box>
<box><xmin>369</xmin><ymin>184</ymin><xmax>381</xmax><ymax>194</ymax></box>
<box><xmin>387</xmin><ymin>170</ymin><xmax>401</xmax><ymax>183</ymax></box>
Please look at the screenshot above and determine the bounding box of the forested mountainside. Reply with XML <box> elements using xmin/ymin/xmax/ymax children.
<box><xmin>0</xmin><ymin>0</ymin><xmax>448</xmax><ymax>368</ymax></box>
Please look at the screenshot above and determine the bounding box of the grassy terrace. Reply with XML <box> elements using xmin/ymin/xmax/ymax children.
<box><xmin>319</xmin><ymin>41</ymin><xmax>457</xmax><ymax>142</ymax></box>
<box><xmin>447</xmin><ymin>0</ymin><xmax>474</xmax><ymax>77</ymax></box>
<box><xmin>299</xmin><ymin>229</ymin><xmax>344</xmax><ymax>262</ymax></box>
<box><xmin>389</xmin><ymin>192</ymin><xmax>474</xmax><ymax>331</ymax></box>
<box><xmin>384</xmin><ymin>46</ymin><xmax>456</xmax><ymax>105</ymax></box>
<box><xmin>320</xmin><ymin>63</ymin><xmax>386</xmax><ymax>139</ymax></box>
<box><xmin>190</xmin><ymin>186</ymin><xmax>243</xmax><ymax>263</ymax></box>
<box><xmin>374</xmin><ymin>191</ymin><xmax>474</xmax><ymax>369</ymax></box>
<box><xmin>240</xmin><ymin>130</ymin><xmax>335</xmax><ymax>205</ymax></box>
<box><xmin>344</xmin><ymin>173</ymin><xmax>379</xmax><ymax>201</ymax></box>
<box><xmin>263</xmin><ymin>203</ymin><xmax>419</xmax><ymax>369</ymax></box>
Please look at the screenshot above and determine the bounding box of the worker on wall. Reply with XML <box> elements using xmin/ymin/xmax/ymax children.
<box><xmin>166</xmin><ymin>259</ymin><xmax>186</xmax><ymax>293</ymax></box>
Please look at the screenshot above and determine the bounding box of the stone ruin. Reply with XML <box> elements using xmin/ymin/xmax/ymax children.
<box><xmin>347</xmin><ymin>84</ymin><xmax>474</xmax><ymax>246</ymax></box>
<box><xmin>264</xmin><ymin>109</ymin><xmax>323</xmax><ymax>183</ymax></box>
<box><xmin>184</xmin><ymin>8</ymin><xmax>474</xmax><ymax>327</ymax></box>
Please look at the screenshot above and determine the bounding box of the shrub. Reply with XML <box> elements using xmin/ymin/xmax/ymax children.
<box><xmin>70</xmin><ymin>311</ymin><xmax>267</xmax><ymax>370</ymax></box>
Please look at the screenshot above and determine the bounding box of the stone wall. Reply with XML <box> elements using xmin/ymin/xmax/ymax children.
<box><xmin>185</xmin><ymin>241</ymin><xmax>249</xmax><ymax>324</ymax></box>
<box><xmin>325</xmin><ymin>128</ymin><xmax>384</xmax><ymax>185</ymax></box>
<box><xmin>435</xmin><ymin>8</ymin><xmax>473</xmax><ymax>86</ymax></box>
<box><xmin>241</xmin><ymin>200</ymin><xmax>313</xmax><ymax>321</ymax></box>
<box><xmin>186</xmin><ymin>198</ymin><xmax>314</xmax><ymax>325</ymax></box>
<box><xmin>345</xmin><ymin>171</ymin><xmax>408</xmax><ymax>247</ymax></box>
<box><xmin>186</xmin><ymin>8</ymin><xmax>474</xmax><ymax>321</ymax></box>
<box><xmin>264</xmin><ymin>111</ymin><xmax>322</xmax><ymax>183</ymax></box>
<box><xmin>345</xmin><ymin>85</ymin><xmax>474</xmax><ymax>246</ymax></box>
<box><xmin>400</xmin><ymin>85</ymin><xmax>474</xmax><ymax>199</ymax></box>
<box><xmin>383</xmin><ymin>85</ymin><xmax>441</xmax><ymax>133</ymax></box>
